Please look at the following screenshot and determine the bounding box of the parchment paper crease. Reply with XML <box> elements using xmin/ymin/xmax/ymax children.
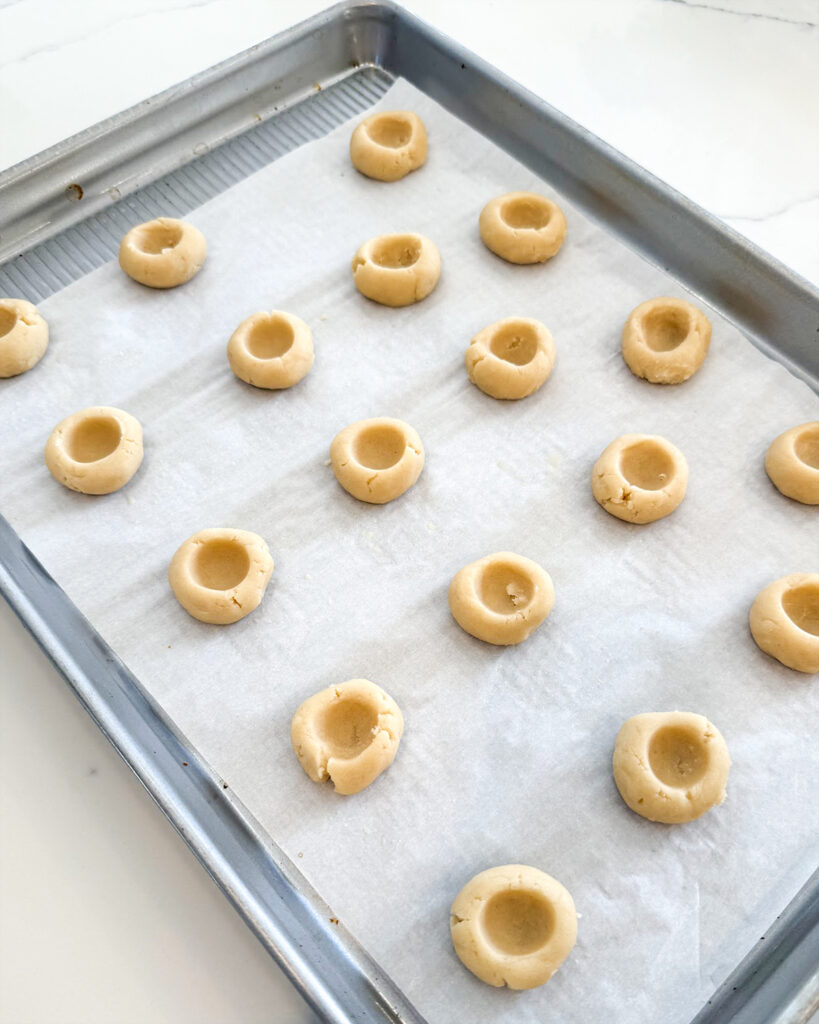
<box><xmin>1</xmin><ymin>80</ymin><xmax>817</xmax><ymax>1024</ymax></box>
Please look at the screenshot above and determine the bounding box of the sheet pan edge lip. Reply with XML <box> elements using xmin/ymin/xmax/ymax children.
<box><xmin>0</xmin><ymin>0</ymin><xmax>358</xmax><ymax>190</ymax></box>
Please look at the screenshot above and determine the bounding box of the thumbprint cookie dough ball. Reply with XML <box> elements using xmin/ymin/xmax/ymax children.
<box><xmin>613</xmin><ymin>712</ymin><xmax>731</xmax><ymax>824</ymax></box>
<box><xmin>119</xmin><ymin>217</ymin><xmax>206</xmax><ymax>288</ymax></box>
<box><xmin>330</xmin><ymin>417</ymin><xmax>424</xmax><ymax>504</ymax></box>
<box><xmin>350</xmin><ymin>110</ymin><xmax>427</xmax><ymax>182</ymax></box>
<box><xmin>0</xmin><ymin>299</ymin><xmax>49</xmax><ymax>378</ymax></box>
<box><xmin>622</xmin><ymin>297</ymin><xmax>712</xmax><ymax>384</ymax></box>
<box><xmin>749</xmin><ymin>573</ymin><xmax>819</xmax><ymax>674</ymax></box>
<box><xmin>765</xmin><ymin>422</ymin><xmax>819</xmax><ymax>505</ymax></box>
<box><xmin>592</xmin><ymin>433</ymin><xmax>688</xmax><ymax>524</ymax></box>
<box><xmin>450</xmin><ymin>865</ymin><xmax>577</xmax><ymax>990</ymax></box>
<box><xmin>45</xmin><ymin>406</ymin><xmax>143</xmax><ymax>495</ymax></box>
<box><xmin>290</xmin><ymin>679</ymin><xmax>403</xmax><ymax>795</ymax></box>
<box><xmin>228</xmin><ymin>310</ymin><xmax>314</xmax><ymax>389</ymax></box>
<box><xmin>352</xmin><ymin>233</ymin><xmax>440</xmax><ymax>307</ymax></box>
<box><xmin>479</xmin><ymin>191</ymin><xmax>567</xmax><ymax>265</ymax></box>
<box><xmin>466</xmin><ymin>317</ymin><xmax>555</xmax><ymax>400</ymax></box>
<box><xmin>168</xmin><ymin>528</ymin><xmax>274</xmax><ymax>625</ymax></box>
<box><xmin>449</xmin><ymin>552</ymin><xmax>554</xmax><ymax>646</ymax></box>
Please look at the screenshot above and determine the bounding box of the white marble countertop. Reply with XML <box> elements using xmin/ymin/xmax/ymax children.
<box><xmin>0</xmin><ymin>2</ymin><xmax>816</xmax><ymax>1022</ymax></box>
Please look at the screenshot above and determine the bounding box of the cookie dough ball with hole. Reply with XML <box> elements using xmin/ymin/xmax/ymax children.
<box><xmin>449</xmin><ymin>551</ymin><xmax>554</xmax><ymax>646</ymax></box>
<box><xmin>466</xmin><ymin>317</ymin><xmax>555</xmax><ymax>400</ymax></box>
<box><xmin>592</xmin><ymin>433</ymin><xmax>688</xmax><ymax>524</ymax></box>
<box><xmin>613</xmin><ymin>711</ymin><xmax>731</xmax><ymax>824</ymax></box>
<box><xmin>479</xmin><ymin>191</ymin><xmax>567</xmax><ymax>265</ymax></box>
<box><xmin>330</xmin><ymin>417</ymin><xmax>424</xmax><ymax>504</ymax></box>
<box><xmin>168</xmin><ymin>528</ymin><xmax>274</xmax><ymax>625</ymax></box>
<box><xmin>352</xmin><ymin>233</ymin><xmax>440</xmax><ymax>307</ymax></box>
<box><xmin>228</xmin><ymin>310</ymin><xmax>314</xmax><ymax>390</ymax></box>
<box><xmin>290</xmin><ymin>678</ymin><xmax>404</xmax><ymax>795</ymax></box>
<box><xmin>45</xmin><ymin>406</ymin><xmax>143</xmax><ymax>495</ymax></box>
<box><xmin>350</xmin><ymin>110</ymin><xmax>427</xmax><ymax>182</ymax></box>
<box><xmin>749</xmin><ymin>573</ymin><xmax>819</xmax><ymax>673</ymax></box>
<box><xmin>622</xmin><ymin>297</ymin><xmax>712</xmax><ymax>384</ymax></box>
<box><xmin>119</xmin><ymin>217</ymin><xmax>206</xmax><ymax>289</ymax></box>
<box><xmin>450</xmin><ymin>865</ymin><xmax>577</xmax><ymax>990</ymax></box>
<box><xmin>765</xmin><ymin>422</ymin><xmax>819</xmax><ymax>505</ymax></box>
<box><xmin>0</xmin><ymin>298</ymin><xmax>49</xmax><ymax>378</ymax></box>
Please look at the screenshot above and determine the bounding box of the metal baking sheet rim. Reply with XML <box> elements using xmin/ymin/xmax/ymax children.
<box><xmin>1</xmin><ymin>4</ymin><xmax>817</xmax><ymax>1023</ymax></box>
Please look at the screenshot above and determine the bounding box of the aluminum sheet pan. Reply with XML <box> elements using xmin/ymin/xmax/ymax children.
<box><xmin>1</xmin><ymin>4</ymin><xmax>817</xmax><ymax>1023</ymax></box>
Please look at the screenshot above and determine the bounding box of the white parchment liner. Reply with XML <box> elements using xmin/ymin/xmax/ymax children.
<box><xmin>1</xmin><ymin>80</ymin><xmax>817</xmax><ymax>1024</ymax></box>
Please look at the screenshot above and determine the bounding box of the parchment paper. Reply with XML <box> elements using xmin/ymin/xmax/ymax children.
<box><xmin>2</xmin><ymin>79</ymin><xmax>818</xmax><ymax>1024</ymax></box>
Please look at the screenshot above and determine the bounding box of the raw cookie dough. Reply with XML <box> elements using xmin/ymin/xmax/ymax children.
<box><xmin>749</xmin><ymin>573</ymin><xmax>819</xmax><ymax>674</ymax></box>
<box><xmin>613</xmin><ymin>711</ymin><xmax>731</xmax><ymax>824</ymax></box>
<box><xmin>450</xmin><ymin>865</ymin><xmax>577</xmax><ymax>990</ymax></box>
<box><xmin>765</xmin><ymin>422</ymin><xmax>819</xmax><ymax>505</ymax></box>
<box><xmin>349</xmin><ymin>110</ymin><xmax>427</xmax><ymax>182</ymax></box>
<box><xmin>479</xmin><ymin>191</ymin><xmax>567</xmax><ymax>265</ymax></box>
<box><xmin>45</xmin><ymin>406</ymin><xmax>143</xmax><ymax>495</ymax></box>
<box><xmin>227</xmin><ymin>310</ymin><xmax>314</xmax><ymax>389</ymax></box>
<box><xmin>592</xmin><ymin>433</ymin><xmax>688</xmax><ymax>524</ymax></box>
<box><xmin>119</xmin><ymin>217</ymin><xmax>206</xmax><ymax>288</ymax></box>
<box><xmin>0</xmin><ymin>298</ymin><xmax>49</xmax><ymax>378</ymax></box>
<box><xmin>330</xmin><ymin>417</ymin><xmax>424</xmax><ymax>504</ymax></box>
<box><xmin>465</xmin><ymin>317</ymin><xmax>556</xmax><ymax>400</ymax></box>
<box><xmin>449</xmin><ymin>551</ymin><xmax>554</xmax><ymax>646</ymax></box>
<box><xmin>621</xmin><ymin>297</ymin><xmax>712</xmax><ymax>384</ymax></box>
<box><xmin>352</xmin><ymin>233</ymin><xmax>440</xmax><ymax>307</ymax></box>
<box><xmin>168</xmin><ymin>528</ymin><xmax>274</xmax><ymax>625</ymax></box>
<box><xmin>290</xmin><ymin>678</ymin><xmax>404</xmax><ymax>795</ymax></box>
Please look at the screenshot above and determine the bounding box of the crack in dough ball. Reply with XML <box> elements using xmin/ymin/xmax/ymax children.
<box><xmin>450</xmin><ymin>864</ymin><xmax>577</xmax><ymax>989</ymax></box>
<box><xmin>330</xmin><ymin>417</ymin><xmax>424</xmax><ymax>504</ymax></box>
<box><xmin>448</xmin><ymin>551</ymin><xmax>554</xmax><ymax>645</ymax></box>
<box><xmin>168</xmin><ymin>528</ymin><xmax>274</xmax><ymax>625</ymax></box>
<box><xmin>613</xmin><ymin>711</ymin><xmax>731</xmax><ymax>823</ymax></box>
<box><xmin>591</xmin><ymin>433</ymin><xmax>688</xmax><ymax>524</ymax></box>
<box><xmin>0</xmin><ymin>298</ymin><xmax>49</xmax><ymax>378</ymax></box>
<box><xmin>290</xmin><ymin>678</ymin><xmax>403</xmax><ymax>795</ymax></box>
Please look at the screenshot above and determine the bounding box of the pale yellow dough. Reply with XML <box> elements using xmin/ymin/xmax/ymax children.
<box><xmin>749</xmin><ymin>573</ymin><xmax>819</xmax><ymax>674</ymax></box>
<box><xmin>450</xmin><ymin>865</ymin><xmax>577</xmax><ymax>990</ymax></box>
<box><xmin>479</xmin><ymin>191</ymin><xmax>567</xmax><ymax>265</ymax></box>
<box><xmin>349</xmin><ymin>110</ymin><xmax>427</xmax><ymax>182</ymax></box>
<box><xmin>465</xmin><ymin>317</ymin><xmax>555</xmax><ymax>400</ymax></box>
<box><xmin>621</xmin><ymin>297</ymin><xmax>712</xmax><ymax>384</ymax></box>
<box><xmin>228</xmin><ymin>310</ymin><xmax>314</xmax><ymax>389</ymax></box>
<box><xmin>168</xmin><ymin>528</ymin><xmax>274</xmax><ymax>625</ymax></box>
<box><xmin>765</xmin><ymin>422</ymin><xmax>819</xmax><ymax>505</ymax></box>
<box><xmin>290</xmin><ymin>678</ymin><xmax>403</xmax><ymax>795</ymax></box>
<box><xmin>330</xmin><ymin>417</ymin><xmax>424</xmax><ymax>504</ymax></box>
<box><xmin>592</xmin><ymin>433</ymin><xmax>688</xmax><ymax>524</ymax></box>
<box><xmin>613</xmin><ymin>711</ymin><xmax>731</xmax><ymax>824</ymax></box>
<box><xmin>119</xmin><ymin>217</ymin><xmax>206</xmax><ymax>289</ymax></box>
<box><xmin>449</xmin><ymin>551</ymin><xmax>554</xmax><ymax>646</ymax></box>
<box><xmin>0</xmin><ymin>298</ymin><xmax>49</xmax><ymax>378</ymax></box>
<box><xmin>45</xmin><ymin>406</ymin><xmax>143</xmax><ymax>495</ymax></box>
<box><xmin>352</xmin><ymin>233</ymin><xmax>440</xmax><ymax>307</ymax></box>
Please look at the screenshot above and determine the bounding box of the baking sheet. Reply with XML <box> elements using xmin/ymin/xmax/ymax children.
<box><xmin>1</xmin><ymin>79</ymin><xmax>817</xmax><ymax>1024</ymax></box>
